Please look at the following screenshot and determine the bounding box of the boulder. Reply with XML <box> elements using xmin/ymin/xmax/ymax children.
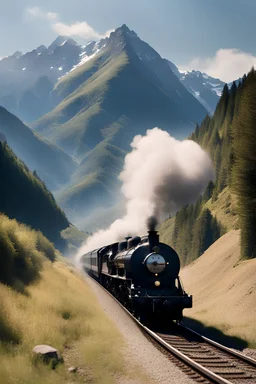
<box><xmin>33</xmin><ymin>345</ymin><xmax>62</xmax><ymax>368</ymax></box>
<box><xmin>68</xmin><ymin>366</ymin><xmax>77</xmax><ymax>373</ymax></box>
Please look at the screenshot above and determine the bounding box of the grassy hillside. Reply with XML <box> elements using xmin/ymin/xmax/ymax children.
<box><xmin>0</xmin><ymin>213</ymin><xmax>57</xmax><ymax>292</ymax></box>
<box><xmin>78</xmin><ymin>201</ymin><xmax>126</xmax><ymax>232</ymax></box>
<box><xmin>33</xmin><ymin>52</ymin><xmax>128</xmax><ymax>154</ymax></box>
<box><xmin>204</xmin><ymin>187</ymin><xmax>238</xmax><ymax>231</ymax></box>
<box><xmin>0</xmin><ymin>106</ymin><xmax>76</xmax><ymax>189</ymax></box>
<box><xmin>0</xmin><ymin>215</ymin><xmax>146</xmax><ymax>384</ymax></box>
<box><xmin>60</xmin><ymin>225</ymin><xmax>89</xmax><ymax>252</ymax></box>
<box><xmin>159</xmin><ymin>186</ymin><xmax>238</xmax><ymax>265</ymax></box>
<box><xmin>56</xmin><ymin>141</ymin><xmax>126</xmax><ymax>221</ymax></box>
<box><xmin>181</xmin><ymin>230</ymin><xmax>256</xmax><ymax>347</ymax></box>
<box><xmin>158</xmin><ymin>217</ymin><xmax>175</xmax><ymax>245</ymax></box>
<box><xmin>0</xmin><ymin>142</ymin><xmax>69</xmax><ymax>250</ymax></box>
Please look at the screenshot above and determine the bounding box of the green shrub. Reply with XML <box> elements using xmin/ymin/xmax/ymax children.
<box><xmin>36</xmin><ymin>232</ymin><xmax>56</xmax><ymax>262</ymax></box>
<box><xmin>0</xmin><ymin>214</ymin><xmax>57</xmax><ymax>289</ymax></box>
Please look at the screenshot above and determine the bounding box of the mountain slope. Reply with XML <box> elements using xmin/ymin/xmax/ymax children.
<box><xmin>56</xmin><ymin>141</ymin><xmax>125</xmax><ymax>222</ymax></box>
<box><xmin>0</xmin><ymin>141</ymin><xmax>69</xmax><ymax>249</ymax></box>
<box><xmin>0</xmin><ymin>37</ymin><xmax>84</xmax><ymax>121</ymax></box>
<box><xmin>159</xmin><ymin>72</ymin><xmax>256</xmax><ymax>264</ymax></box>
<box><xmin>181</xmin><ymin>230</ymin><xmax>256</xmax><ymax>347</ymax></box>
<box><xmin>168</xmin><ymin>61</ymin><xmax>225</xmax><ymax>114</ymax></box>
<box><xmin>179</xmin><ymin>70</ymin><xmax>224</xmax><ymax>114</ymax></box>
<box><xmin>0</xmin><ymin>107</ymin><xmax>76</xmax><ymax>189</ymax></box>
<box><xmin>33</xmin><ymin>25</ymin><xmax>207</xmax><ymax>157</ymax></box>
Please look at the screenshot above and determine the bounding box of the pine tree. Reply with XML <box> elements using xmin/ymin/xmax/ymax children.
<box><xmin>232</xmin><ymin>68</ymin><xmax>256</xmax><ymax>259</ymax></box>
<box><xmin>203</xmin><ymin>181</ymin><xmax>215</xmax><ymax>202</ymax></box>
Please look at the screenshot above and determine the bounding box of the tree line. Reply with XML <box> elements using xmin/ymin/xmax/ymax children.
<box><xmin>0</xmin><ymin>141</ymin><xmax>69</xmax><ymax>250</ymax></box>
<box><xmin>173</xmin><ymin>68</ymin><xmax>256</xmax><ymax>261</ymax></box>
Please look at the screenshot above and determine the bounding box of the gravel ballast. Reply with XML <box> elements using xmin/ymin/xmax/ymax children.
<box><xmin>84</xmin><ymin>275</ymin><xmax>196</xmax><ymax>384</ymax></box>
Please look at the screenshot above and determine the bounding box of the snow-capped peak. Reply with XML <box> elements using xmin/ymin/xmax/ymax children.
<box><xmin>175</xmin><ymin>68</ymin><xmax>225</xmax><ymax>114</ymax></box>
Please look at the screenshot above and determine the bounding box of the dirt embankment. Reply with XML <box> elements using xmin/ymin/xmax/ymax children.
<box><xmin>181</xmin><ymin>230</ymin><xmax>256</xmax><ymax>348</ymax></box>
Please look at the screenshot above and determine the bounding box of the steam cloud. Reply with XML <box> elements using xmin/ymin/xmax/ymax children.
<box><xmin>75</xmin><ymin>128</ymin><xmax>214</xmax><ymax>264</ymax></box>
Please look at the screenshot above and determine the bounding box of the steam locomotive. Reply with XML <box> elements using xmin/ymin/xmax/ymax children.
<box><xmin>81</xmin><ymin>230</ymin><xmax>192</xmax><ymax>322</ymax></box>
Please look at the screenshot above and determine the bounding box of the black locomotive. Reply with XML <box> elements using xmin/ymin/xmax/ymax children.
<box><xmin>81</xmin><ymin>230</ymin><xmax>192</xmax><ymax>321</ymax></box>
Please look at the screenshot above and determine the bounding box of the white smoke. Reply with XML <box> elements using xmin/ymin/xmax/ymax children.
<box><xmin>75</xmin><ymin>128</ymin><xmax>214</xmax><ymax>264</ymax></box>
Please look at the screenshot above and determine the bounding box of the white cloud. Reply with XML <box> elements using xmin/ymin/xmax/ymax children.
<box><xmin>53</xmin><ymin>21</ymin><xmax>113</xmax><ymax>40</ymax></box>
<box><xmin>26</xmin><ymin>7</ymin><xmax>58</xmax><ymax>21</ymax></box>
<box><xmin>179</xmin><ymin>49</ymin><xmax>256</xmax><ymax>82</ymax></box>
<box><xmin>25</xmin><ymin>7</ymin><xmax>112</xmax><ymax>41</ymax></box>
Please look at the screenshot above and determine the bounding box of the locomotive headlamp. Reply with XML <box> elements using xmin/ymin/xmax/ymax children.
<box><xmin>145</xmin><ymin>253</ymin><xmax>166</xmax><ymax>274</ymax></box>
<box><xmin>154</xmin><ymin>281</ymin><xmax>161</xmax><ymax>287</ymax></box>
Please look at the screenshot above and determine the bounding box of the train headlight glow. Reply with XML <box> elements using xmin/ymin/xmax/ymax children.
<box><xmin>154</xmin><ymin>281</ymin><xmax>161</xmax><ymax>287</ymax></box>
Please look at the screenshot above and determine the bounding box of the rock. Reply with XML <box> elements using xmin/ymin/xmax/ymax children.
<box><xmin>68</xmin><ymin>366</ymin><xmax>77</xmax><ymax>373</ymax></box>
<box><xmin>33</xmin><ymin>345</ymin><xmax>62</xmax><ymax>368</ymax></box>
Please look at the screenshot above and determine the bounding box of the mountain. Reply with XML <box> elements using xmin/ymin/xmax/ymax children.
<box><xmin>33</xmin><ymin>24</ymin><xmax>207</xmax><ymax>157</ymax></box>
<box><xmin>0</xmin><ymin>36</ymin><xmax>93</xmax><ymax>121</ymax></box>
<box><xmin>0</xmin><ymin>141</ymin><xmax>69</xmax><ymax>250</ymax></box>
<box><xmin>0</xmin><ymin>25</ymin><xmax>218</xmax><ymax>228</ymax></box>
<box><xmin>0</xmin><ymin>27</ymin><xmax>210</xmax><ymax>125</ymax></box>
<box><xmin>179</xmin><ymin>70</ymin><xmax>225</xmax><ymax>114</ymax></box>
<box><xmin>168</xmin><ymin>61</ymin><xmax>225</xmax><ymax>114</ymax></box>
<box><xmin>0</xmin><ymin>106</ymin><xmax>76</xmax><ymax>190</ymax></box>
<box><xmin>56</xmin><ymin>141</ymin><xmax>126</xmax><ymax>222</ymax></box>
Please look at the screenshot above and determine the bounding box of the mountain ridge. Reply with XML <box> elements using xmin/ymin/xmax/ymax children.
<box><xmin>0</xmin><ymin>106</ymin><xmax>76</xmax><ymax>189</ymax></box>
<box><xmin>33</xmin><ymin>24</ymin><xmax>208</xmax><ymax>156</ymax></box>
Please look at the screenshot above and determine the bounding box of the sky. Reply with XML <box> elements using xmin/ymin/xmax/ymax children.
<box><xmin>1</xmin><ymin>0</ymin><xmax>256</xmax><ymax>82</ymax></box>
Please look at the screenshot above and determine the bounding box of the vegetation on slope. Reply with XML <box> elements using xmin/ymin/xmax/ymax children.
<box><xmin>0</xmin><ymin>214</ymin><xmax>56</xmax><ymax>292</ymax></box>
<box><xmin>0</xmin><ymin>222</ymin><xmax>144</xmax><ymax>383</ymax></box>
<box><xmin>192</xmin><ymin>69</ymin><xmax>256</xmax><ymax>259</ymax></box>
<box><xmin>60</xmin><ymin>225</ymin><xmax>89</xmax><ymax>252</ymax></box>
<box><xmin>0</xmin><ymin>106</ymin><xmax>76</xmax><ymax>189</ymax></box>
<box><xmin>33</xmin><ymin>52</ymin><xmax>129</xmax><ymax>154</ymax></box>
<box><xmin>57</xmin><ymin>141</ymin><xmax>126</xmax><ymax>221</ymax></box>
<box><xmin>162</xmin><ymin>68</ymin><xmax>256</xmax><ymax>262</ymax></box>
<box><xmin>159</xmin><ymin>187</ymin><xmax>238</xmax><ymax>265</ymax></box>
<box><xmin>172</xmin><ymin>202</ymin><xmax>225</xmax><ymax>266</ymax></box>
<box><xmin>231</xmin><ymin>70</ymin><xmax>256</xmax><ymax>259</ymax></box>
<box><xmin>0</xmin><ymin>142</ymin><xmax>69</xmax><ymax>250</ymax></box>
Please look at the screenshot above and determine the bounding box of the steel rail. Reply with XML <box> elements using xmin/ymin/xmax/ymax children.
<box><xmin>180</xmin><ymin>325</ymin><xmax>256</xmax><ymax>367</ymax></box>
<box><xmin>83</xmin><ymin>273</ymin><xmax>256</xmax><ymax>383</ymax></box>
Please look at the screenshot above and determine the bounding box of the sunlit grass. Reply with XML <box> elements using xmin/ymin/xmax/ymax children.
<box><xmin>0</xmin><ymin>214</ymin><xmax>57</xmax><ymax>290</ymax></box>
<box><xmin>0</xmin><ymin>261</ymin><xmax>132</xmax><ymax>383</ymax></box>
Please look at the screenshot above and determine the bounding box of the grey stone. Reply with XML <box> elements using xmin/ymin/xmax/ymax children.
<box><xmin>33</xmin><ymin>345</ymin><xmax>62</xmax><ymax>368</ymax></box>
<box><xmin>68</xmin><ymin>366</ymin><xmax>77</xmax><ymax>373</ymax></box>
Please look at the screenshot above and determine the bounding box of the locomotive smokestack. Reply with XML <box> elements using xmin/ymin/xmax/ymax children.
<box><xmin>147</xmin><ymin>216</ymin><xmax>158</xmax><ymax>231</ymax></box>
<box><xmin>148</xmin><ymin>230</ymin><xmax>159</xmax><ymax>251</ymax></box>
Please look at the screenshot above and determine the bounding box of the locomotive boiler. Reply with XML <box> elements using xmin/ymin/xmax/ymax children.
<box><xmin>81</xmin><ymin>230</ymin><xmax>192</xmax><ymax>321</ymax></box>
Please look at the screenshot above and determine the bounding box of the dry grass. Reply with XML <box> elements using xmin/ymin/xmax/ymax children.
<box><xmin>0</xmin><ymin>260</ymin><xmax>133</xmax><ymax>383</ymax></box>
<box><xmin>158</xmin><ymin>217</ymin><xmax>175</xmax><ymax>246</ymax></box>
<box><xmin>181</xmin><ymin>230</ymin><xmax>256</xmax><ymax>347</ymax></box>
<box><xmin>205</xmin><ymin>187</ymin><xmax>239</xmax><ymax>231</ymax></box>
<box><xmin>0</xmin><ymin>214</ymin><xmax>57</xmax><ymax>291</ymax></box>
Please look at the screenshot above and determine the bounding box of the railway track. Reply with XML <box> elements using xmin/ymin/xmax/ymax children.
<box><xmin>85</xmin><ymin>273</ymin><xmax>256</xmax><ymax>384</ymax></box>
<box><xmin>151</xmin><ymin>325</ymin><xmax>256</xmax><ymax>384</ymax></box>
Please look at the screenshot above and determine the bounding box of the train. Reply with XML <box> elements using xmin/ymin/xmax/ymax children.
<box><xmin>81</xmin><ymin>230</ymin><xmax>192</xmax><ymax>322</ymax></box>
